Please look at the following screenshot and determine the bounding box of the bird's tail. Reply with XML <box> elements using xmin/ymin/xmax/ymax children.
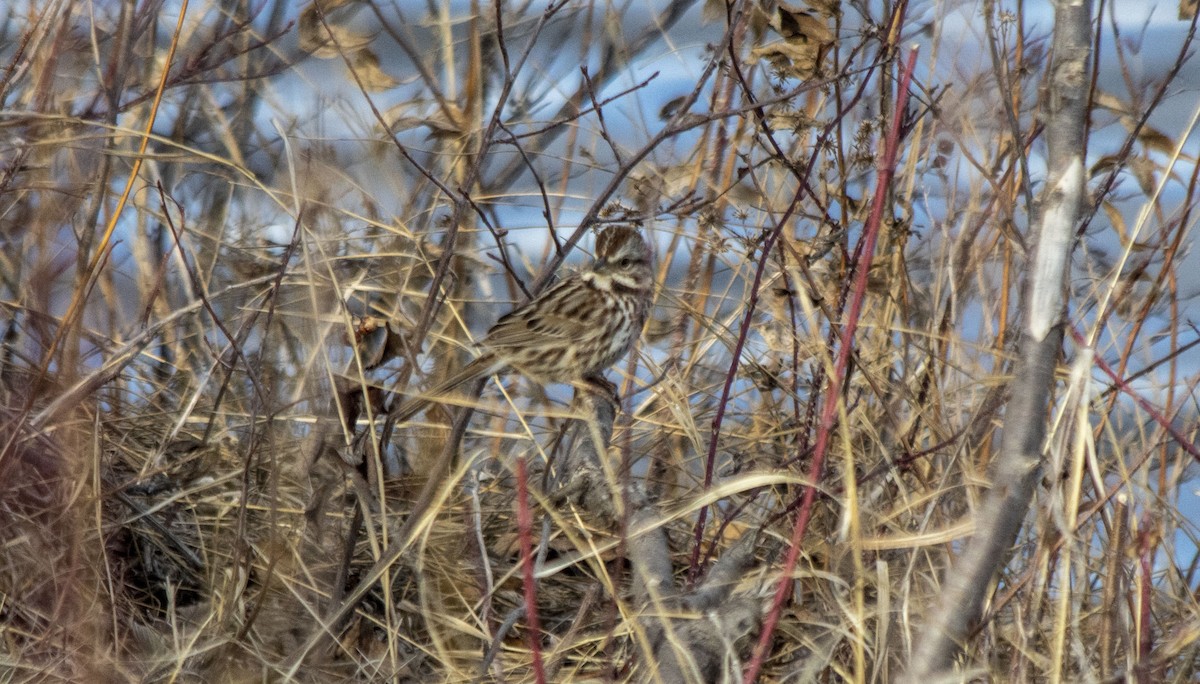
<box><xmin>391</xmin><ymin>353</ymin><xmax>504</xmax><ymax>422</ymax></box>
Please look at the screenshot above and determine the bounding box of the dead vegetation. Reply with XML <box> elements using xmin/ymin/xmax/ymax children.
<box><xmin>2</xmin><ymin>0</ymin><xmax>1200</xmax><ymax>681</ymax></box>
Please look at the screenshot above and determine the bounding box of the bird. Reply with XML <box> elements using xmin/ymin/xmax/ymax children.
<box><xmin>392</xmin><ymin>225</ymin><xmax>654</xmax><ymax>422</ymax></box>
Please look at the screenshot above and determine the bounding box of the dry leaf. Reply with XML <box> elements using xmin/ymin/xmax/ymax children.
<box><xmin>1092</xmin><ymin>155</ymin><xmax>1175</xmax><ymax>198</ymax></box>
<box><xmin>299</xmin><ymin>1</ymin><xmax>374</xmax><ymax>58</ymax></box>
<box><xmin>807</xmin><ymin>0</ymin><xmax>843</xmax><ymax>18</ymax></box>
<box><xmin>772</xmin><ymin>3</ymin><xmax>835</xmax><ymax>45</ymax></box>
<box><xmin>1103</xmin><ymin>201</ymin><xmax>1156</xmax><ymax>252</ymax></box>
<box><xmin>1091</xmin><ymin>89</ymin><xmax>1132</xmax><ymax>116</ymax></box>
<box><xmin>747</xmin><ymin>4</ymin><xmax>836</xmax><ymax>79</ymax></box>
<box><xmin>423</xmin><ymin>103</ymin><xmax>467</xmax><ymax>140</ymax></box>
<box><xmin>385</xmin><ymin>116</ymin><xmax>427</xmax><ymax>133</ymax></box>
<box><xmin>381</xmin><ymin>100</ymin><xmax>429</xmax><ymax>133</ymax></box>
<box><xmin>1088</xmin><ymin>154</ymin><xmax>1123</xmax><ymax>180</ymax></box>
<box><xmin>749</xmin><ymin>40</ymin><xmax>824</xmax><ymax>79</ymax></box>
<box><xmin>1137</xmin><ymin>125</ymin><xmax>1177</xmax><ymax>156</ymax></box>
<box><xmin>659</xmin><ymin>95</ymin><xmax>690</xmax><ymax>121</ymax></box>
<box><xmin>702</xmin><ymin>0</ymin><xmax>728</xmax><ymax>24</ymax></box>
<box><xmin>351</xmin><ymin>49</ymin><xmax>400</xmax><ymax>91</ymax></box>
<box><xmin>1126</xmin><ymin>155</ymin><xmax>1158</xmax><ymax>197</ymax></box>
<box><xmin>766</xmin><ymin>108</ymin><xmax>816</xmax><ymax>132</ymax></box>
<box><xmin>1101</xmin><ymin>201</ymin><xmax>1129</xmax><ymax>245</ymax></box>
<box><xmin>1113</xmin><ymin>112</ymin><xmax>1194</xmax><ymax>162</ymax></box>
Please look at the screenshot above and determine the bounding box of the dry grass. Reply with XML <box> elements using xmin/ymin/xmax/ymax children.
<box><xmin>2</xmin><ymin>1</ymin><xmax>1200</xmax><ymax>681</ymax></box>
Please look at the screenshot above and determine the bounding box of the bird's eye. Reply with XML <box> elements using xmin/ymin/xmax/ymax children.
<box><xmin>619</xmin><ymin>257</ymin><xmax>632</xmax><ymax>267</ymax></box>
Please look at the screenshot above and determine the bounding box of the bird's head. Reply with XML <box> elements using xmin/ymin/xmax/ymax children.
<box><xmin>592</xmin><ymin>225</ymin><xmax>653</xmax><ymax>293</ymax></box>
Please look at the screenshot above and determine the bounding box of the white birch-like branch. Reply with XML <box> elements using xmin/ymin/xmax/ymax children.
<box><xmin>902</xmin><ymin>0</ymin><xmax>1092</xmax><ymax>679</ymax></box>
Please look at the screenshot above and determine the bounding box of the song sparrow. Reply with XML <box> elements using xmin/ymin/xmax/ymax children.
<box><xmin>392</xmin><ymin>225</ymin><xmax>654</xmax><ymax>421</ymax></box>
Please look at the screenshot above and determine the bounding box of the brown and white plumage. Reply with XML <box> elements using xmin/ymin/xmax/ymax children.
<box><xmin>393</xmin><ymin>225</ymin><xmax>653</xmax><ymax>421</ymax></box>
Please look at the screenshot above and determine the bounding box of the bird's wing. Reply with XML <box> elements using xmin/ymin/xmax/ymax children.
<box><xmin>482</xmin><ymin>278</ymin><xmax>601</xmax><ymax>350</ymax></box>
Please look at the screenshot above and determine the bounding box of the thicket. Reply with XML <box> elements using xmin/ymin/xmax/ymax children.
<box><xmin>2</xmin><ymin>1</ymin><xmax>1198</xmax><ymax>681</ymax></box>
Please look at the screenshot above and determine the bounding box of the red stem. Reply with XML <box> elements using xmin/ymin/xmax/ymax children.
<box><xmin>743</xmin><ymin>46</ymin><xmax>919</xmax><ymax>682</ymax></box>
<box><xmin>1069</xmin><ymin>327</ymin><xmax>1200</xmax><ymax>461</ymax></box>
<box><xmin>515</xmin><ymin>455</ymin><xmax>546</xmax><ymax>683</ymax></box>
<box><xmin>1136</xmin><ymin>512</ymin><xmax>1154</xmax><ymax>672</ymax></box>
